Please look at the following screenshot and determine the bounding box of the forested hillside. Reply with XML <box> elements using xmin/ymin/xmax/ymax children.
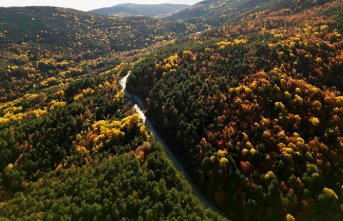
<box><xmin>167</xmin><ymin>0</ymin><xmax>335</xmax><ymax>28</ymax></box>
<box><xmin>127</xmin><ymin>0</ymin><xmax>343</xmax><ymax>220</ymax></box>
<box><xmin>0</xmin><ymin>0</ymin><xmax>342</xmax><ymax>220</ymax></box>
<box><xmin>167</xmin><ymin>0</ymin><xmax>274</xmax><ymax>27</ymax></box>
<box><xmin>0</xmin><ymin>63</ymin><xmax>224</xmax><ymax>219</ymax></box>
<box><xmin>0</xmin><ymin>5</ymin><xmax>226</xmax><ymax>221</ymax></box>
<box><xmin>91</xmin><ymin>3</ymin><xmax>189</xmax><ymax>18</ymax></box>
<box><xmin>0</xmin><ymin>6</ymin><xmax>203</xmax><ymax>103</ymax></box>
<box><xmin>0</xmin><ymin>7</ymin><xmax>195</xmax><ymax>54</ymax></box>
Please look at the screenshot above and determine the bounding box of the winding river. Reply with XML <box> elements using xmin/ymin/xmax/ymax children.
<box><xmin>120</xmin><ymin>71</ymin><xmax>227</xmax><ymax>219</ymax></box>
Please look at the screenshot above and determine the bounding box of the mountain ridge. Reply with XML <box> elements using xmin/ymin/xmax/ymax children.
<box><xmin>90</xmin><ymin>3</ymin><xmax>190</xmax><ymax>18</ymax></box>
<box><xmin>0</xmin><ymin>6</ymin><xmax>193</xmax><ymax>55</ymax></box>
<box><xmin>167</xmin><ymin>0</ymin><xmax>273</xmax><ymax>26</ymax></box>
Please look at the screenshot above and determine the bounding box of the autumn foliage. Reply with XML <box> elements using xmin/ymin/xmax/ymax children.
<box><xmin>127</xmin><ymin>1</ymin><xmax>343</xmax><ymax>220</ymax></box>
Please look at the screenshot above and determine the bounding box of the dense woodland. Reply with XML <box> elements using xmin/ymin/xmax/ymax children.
<box><xmin>0</xmin><ymin>6</ymin><xmax>197</xmax><ymax>103</ymax></box>
<box><xmin>0</xmin><ymin>5</ymin><xmax>217</xmax><ymax>104</ymax></box>
<box><xmin>167</xmin><ymin>0</ymin><xmax>333</xmax><ymax>27</ymax></box>
<box><xmin>0</xmin><ymin>0</ymin><xmax>342</xmax><ymax>220</ymax></box>
<box><xmin>0</xmin><ymin>4</ymin><xmax>227</xmax><ymax>221</ymax></box>
<box><xmin>0</xmin><ymin>60</ymin><xmax>224</xmax><ymax>220</ymax></box>
<box><xmin>168</xmin><ymin>0</ymin><xmax>272</xmax><ymax>26</ymax></box>
<box><xmin>90</xmin><ymin>3</ymin><xmax>189</xmax><ymax>18</ymax></box>
<box><xmin>127</xmin><ymin>0</ymin><xmax>343</xmax><ymax>220</ymax></box>
<box><xmin>0</xmin><ymin>7</ymin><xmax>196</xmax><ymax>53</ymax></box>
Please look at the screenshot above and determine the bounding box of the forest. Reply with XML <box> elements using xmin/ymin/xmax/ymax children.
<box><xmin>0</xmin><ymin>58</ymin><xmax>225</xmax><ymax>220</ymax></box>
<box><xmin>0</xmin><ymin>0</ymin><xmax>342</xmax><ymax>220</ymax></box>
<box><xmin>127</xmin><ymin>0</ymin><xmax>343</xmax><ymax>220</ymax></box>
<box><xmin>0</xmin><ymin>4</ymin><xmax>227</xmax><ymax>221</ymax></box>
<box><xmin>0</xmin><ymin>7</ymin><xmax>197</xmax><ymax>54</ymax></box>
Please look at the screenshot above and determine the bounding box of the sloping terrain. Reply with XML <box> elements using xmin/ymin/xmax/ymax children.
<box><xmin>0</xmin><ymin>0</ymin><xmax>342</xmax><ymax>220</ymax></box>
<box><xmin>0</xmin><ymin>63</ymin><xmax>225</xmax><ymax>220</ymax></box>
<box><xmin>0</xmin><ymin>6</ymin><xmax>200</xmax><ymax>103</ymax></box>
<box><xmin>167</xmin><ymin>0</ymin><xmax>334</xmax><ymax>27</ymax></box>
<box><xmin>91</xmin><ymin>3</ymin><xmax>189</xmax><ymax>18</ymax></box>
<box><xmin>167</xmin><ymin>0</ymin><xmax>272</xmax><ymax>26</ymax></box>
<box><xmin>0</xmin><ymin>6</ymin><xmax>225</xmax><ymax>221</ymax></box>
<box><xmin>0</xmin><ymin>6</ymin><xmax>191</xmax><ymax>53</ymax></box>
<box><xmin>127</xmin><ymin>1</ymin><xmax>343</xmax><ymax>220</ymax></box>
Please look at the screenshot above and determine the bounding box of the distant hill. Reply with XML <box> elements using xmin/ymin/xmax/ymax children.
<box><xmin>0</xmin><ymin>6</ymin><xmax>196</xmax><ymax>102</ymax></box>
<box><xmin>0</xmin><ymin>6</ymin><xmax>191</xmax><ymax>54</ymax></box>
<box><xmin>167</xmin><ymin>0</ymin><xmax>333</xmax><ymax>26</ymax></box>
<box><xmin>167</xmin><ymin>0</ymin><xmax>272</xmax><ymax>26</ymax></box>
<box><xmin>90</xmin><ymin>3</ymin><xmax>190</xmax><ymax>18</ymax></box>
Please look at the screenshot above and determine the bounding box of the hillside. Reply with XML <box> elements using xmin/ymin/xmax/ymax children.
<box><xmin>167</xmin><ymin>0</ymin><xmax>272</xmax><ymax>26</ymax></box>
<box><xmin>0</xmin><ymin>0</ymin><xmax>342</xmax><ymax>220</ymax></box>
<box><xmin>127</xmin><ymin>0</ymin><xmax>343</xmax><ymax>220</ymax></box>
<box><xmin>0</xmin><ymin>6</ymin><xmax>192</xmax><ymax>54</ymax></box>
<box><xmin>167</xmin><ymin>0</ymin><xmax>335</xmax><ymax>27</ymax></box>
<box><xmin>0</xmin><ymin>6</ymin><xmax>225</xmax><ymax>221</ymax></box>
<box><xmin>0</xmin><ymin>62</ymin><xmax>225</xmax><ymax>220</ymax></box>
<box><xmin>0</xmin><ymin>6</ymin><xmax>199</xmax><ymax>103</ymax></box>
<box><xmin>91</xmin><ymin>3</ymin><xmax>189</xmax><ymax>18</ymax></box>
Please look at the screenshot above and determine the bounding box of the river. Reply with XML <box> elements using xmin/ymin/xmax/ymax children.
<box><xmin>120</xmin><ymin>71</ymin><xmax>228</xmax><ymax>219</ymax></box>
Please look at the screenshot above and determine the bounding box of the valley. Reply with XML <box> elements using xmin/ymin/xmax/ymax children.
<box><xmin>0</xmin><ymin>0</ymin><xmax>342</xmax><ymax>220</ymax></box>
